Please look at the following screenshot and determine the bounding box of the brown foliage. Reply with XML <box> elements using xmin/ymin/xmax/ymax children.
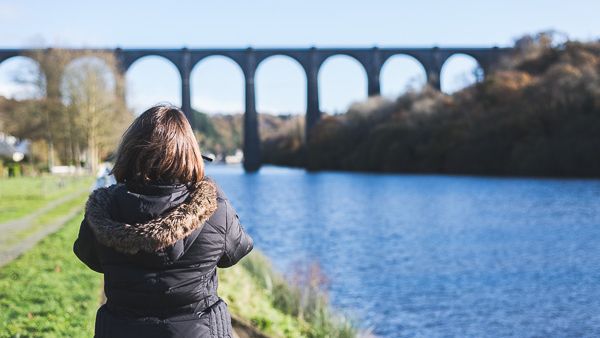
<box><xmin>264</xmin><ymin>35</ymin><xmax>600</xmax><ymax>177</ymax></box>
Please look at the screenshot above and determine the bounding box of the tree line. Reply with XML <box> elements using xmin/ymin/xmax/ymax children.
<box><xmin>261</xmin><ymin>33</ymin><xmax>600</xmax><ymax>177</ymax></box>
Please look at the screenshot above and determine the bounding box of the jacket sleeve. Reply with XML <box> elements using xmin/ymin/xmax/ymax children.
<box><xmin>73</xmin><ymin>218</ymin><xmax>103</xmax><ymax>273</ymax></box>
<box><xmin>217</xmin><ymin>200</ymin><xmax>254</xmax><ymax>268</ymax></box>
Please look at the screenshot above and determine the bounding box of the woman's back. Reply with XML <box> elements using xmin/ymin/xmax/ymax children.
<box><xmin>73</xmin><ymin>105</ymin><xmax>253</xmax><ymax>338</ymax></box>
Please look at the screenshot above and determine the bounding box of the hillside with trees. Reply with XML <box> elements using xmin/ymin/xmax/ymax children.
<box><xmin>261</xmin><ymin>33</ymin><xmax>600</xmax><ymax>177</ymax></box>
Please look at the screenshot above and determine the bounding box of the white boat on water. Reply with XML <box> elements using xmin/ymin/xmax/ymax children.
<box><xmin>224</xmin><ymin>150</ymin><xmax>243</xmax><ymax>165</ymax></box>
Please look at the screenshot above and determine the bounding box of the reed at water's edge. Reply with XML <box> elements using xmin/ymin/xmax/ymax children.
<box><xmin>225</xmin><ymin>251</ymin><xmax>359</xmax><ymax>337</ymax></box>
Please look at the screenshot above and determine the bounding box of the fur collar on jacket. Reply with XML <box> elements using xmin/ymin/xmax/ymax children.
<box><xmin>84</xmin><ymin>178</ymin><xmax>218</xmax><ymax>255</ymax></box>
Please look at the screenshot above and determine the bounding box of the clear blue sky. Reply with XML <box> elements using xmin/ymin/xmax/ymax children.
<box><xmin>0</xmin><ymin>0</ymin><xmax>598</xmax><ymax>114</ymax></box>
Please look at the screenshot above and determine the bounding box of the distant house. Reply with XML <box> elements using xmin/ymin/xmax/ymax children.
<box><xmin>0</xmin><ymin>132</ymin><xmax>29</xmax><ymax>162</ymax></box>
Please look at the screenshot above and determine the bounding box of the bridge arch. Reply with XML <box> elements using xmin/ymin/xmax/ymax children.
<box><xmin>189</xmin><ymin>53</ymin><xmax>245</xmax><ymax>76</ymax></box>
<box><xmin>124</xmin><ymin>55</ymin><xmax>182</xmax><ymax>113</ymax></box>
<box><xmin>255</xmin><ymin>52</ymin><xmax>306</xmax><ymax>71</ymax></box>
<box><xmin>118</xmin><ymin>51</ymin><xmax>182</xmax><ymax>74</ymax></box>
<box><xmin>318</xmin><ymin>54</ymin><xmax>368</xmax><ymax>114</ymax></box>
<box><xmin>61</xmin><ymin>55</ymin><xmax>118</xmax><ymax>104</ymax></box>
<box><xmin>255</xmin><ymin>54</ymin><xmax>306</xmax><ymax>115</ymax></box>
<box><xmin>190</xmin><ymin>55</ymin><xmax>244</xmax><ymax>115</ymax></box>
<box><xmin>316</xmin><ymin>52</ymin><xmax>368</xmax><ymax>72</ymax></box>
<box><xmin>0</xmin><ymin>51</ymin><xmax>21</xmax><ymax>65</ymax></box>
<box><xmin>380</xmin><ymin>54</ymin><xmax>427</xmax><ymax>97</ymax></box>
<box><xmin>255</xmin><ymin>55</ymin><xmax>307</xmax><ymax>146</ymax></box>
<box><xmin>440</xmin><ymin>53</ymin><xmax>484</xmax><ymax>94</ymax></box>
<box><xmin>0</xmin><ymin>55</ymin><xmax>44</xmax><ymax>100</ymax></box>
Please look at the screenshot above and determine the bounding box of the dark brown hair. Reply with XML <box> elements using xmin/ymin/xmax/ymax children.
<box><xmin>111</xmin><ymin>104</ymin><xmax>204</xmax><ymax>184</ymax></box>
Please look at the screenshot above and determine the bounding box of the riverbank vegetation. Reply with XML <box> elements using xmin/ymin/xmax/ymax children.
<box><xmin>262</xmin><ymin>33</ymin><xmax>600</xmax><ymax>177</ymax></box>
<box><xmin>222</xmin><ymin>251</ymin><xmax>357</xmax><ymax>337</ymax></box>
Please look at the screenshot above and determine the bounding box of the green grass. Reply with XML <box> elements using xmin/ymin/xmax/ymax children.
<box><xmin>0</xmin><ymin>175</ymin><xmax>93</xmax><ymax>223</ymax></box>
<box><xmin>0</xmin><ymin>212</ymin><xmax>102</xmax><ymax>338</ymax></box>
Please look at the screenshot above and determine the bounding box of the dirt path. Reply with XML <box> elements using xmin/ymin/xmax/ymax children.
<box><xmin>0</xmin><ymin>190</ymin><xmax>88</xmax><ymax>234</ymax></box>
<box><xmin>0</xmin><ymin>193</ymin><xmax>87</xmax><ymax>268</ymax></box>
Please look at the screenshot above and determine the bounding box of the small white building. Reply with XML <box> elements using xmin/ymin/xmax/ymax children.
<box><xmin>0</xmin><ymin>132</ymin><xmax>28</xmax><ymax>162</ymax></box>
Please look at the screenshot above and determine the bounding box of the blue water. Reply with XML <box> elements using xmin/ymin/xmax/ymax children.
<box><xmin>206</xmin><ymin>165</ymin><xmax>600</xmax><ymax>338</ymax></box>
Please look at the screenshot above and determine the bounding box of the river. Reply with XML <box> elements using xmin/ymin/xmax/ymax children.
<box><xmin>206</xmin><ymin>164</ymin><xmax>600</xmax><ymax>337</ymax></box>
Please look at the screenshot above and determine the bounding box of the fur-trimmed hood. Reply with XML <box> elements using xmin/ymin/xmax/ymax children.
<box><xmin>85</xmin><ymin>178</ymin><xmax>218</xmax><ymax>255</ymax></box>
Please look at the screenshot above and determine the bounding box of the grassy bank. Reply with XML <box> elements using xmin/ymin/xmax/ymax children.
<box><xmin>0</xmin><ymin>175</ymin><xmax>93</xmax><ymax>223</ymax></box>
<box><xmin>220</xmin><ymin>252</ymin><xmax>357</xmax><ymax>338</ymax></box>
<box><xmin>0</xmin><ymin>212</ymin><xmax>357</xmax><ymax>338</ymax></box>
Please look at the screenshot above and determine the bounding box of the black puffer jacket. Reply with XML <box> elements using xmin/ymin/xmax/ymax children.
<box><xmin>73</xmin><ymin>177</ymin><xmax>253</xmax><ymax>338</ymax></box>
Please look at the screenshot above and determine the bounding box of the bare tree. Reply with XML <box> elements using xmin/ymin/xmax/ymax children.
<box><xmin>61</xmin><ymin>51</ymin><xmax>131</xmax><ymax>173</ymax></box>
<box><xmin>24</xmin><ymin>48</ymin><xmax>73</xmax><ymax>169</ymax></box>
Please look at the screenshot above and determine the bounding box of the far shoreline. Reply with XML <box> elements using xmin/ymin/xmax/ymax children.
<box><xmin>208</xmin><ymin>162</ymin><xmax>600</xmax><ymax>182</ymax></box>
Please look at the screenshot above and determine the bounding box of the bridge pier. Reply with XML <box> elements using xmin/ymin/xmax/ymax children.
<box><xmin>367</xmin><ymin>72</ymin><xmax>381</xmax><ymax>96</ymax></box>
<box><xmin>115</xmin><ymin>71</ymin><xmax>126</xmax><ymax>103</ymax></box>
<box><xmin>114</xmin><ymin>48</ymin><xmax>127</xmax><ymax>103</ymax></box>
<box><xmin>243</xmin><ymin>50</ymin><xmax>261</xmax><ymax>172</ymax></box>
<box><xmin>424</xmin><ymin>48</ymin><xmax>443</xmax><ymax>91</ymax></box>
<box><xmin>180</xmin><ymin>48</ymin><xmax>193</xmax><ymax>128</ymax></box>
<box><xmin>426</xmin><ymin>70</ymin><xmax>441</xmax><ymax>90</ymax></box>
<box><xmin>305</xmin><ymin>48</ymin><xmax>321</xmax><ymax>141</ymax></box>
<box><xmin>367</xmin><ymin>47</ymin><xmax>382</xmax><ymax>96</ymax></box>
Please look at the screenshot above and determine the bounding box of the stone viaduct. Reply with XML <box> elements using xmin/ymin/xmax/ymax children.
<box><xmin>0</xmin><ymin>47</ymin><xmax>512</xmax><ymax>171</ymax></box>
